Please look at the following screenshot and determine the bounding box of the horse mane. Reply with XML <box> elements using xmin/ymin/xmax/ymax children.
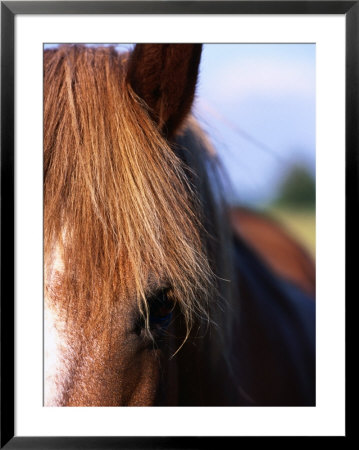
<box><xmin>44</xmin><ymin>45</ymin><xmax>214</xmax><ymax>337</ymax></box>
<box><xmin>174</xmin><ymin>118</ymin><xmax>239</xmax><ymax>364</ymax></box>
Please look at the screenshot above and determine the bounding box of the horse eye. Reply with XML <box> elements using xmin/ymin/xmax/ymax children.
<box><xmin>148</xmin><ymin>289</ymin><xmax>174</xmax><ymax>329</ymax></box>
<box><xmin>133</xmin><ymin>289</ymin><xmax>174</xmax><ymax>337</ymax></box>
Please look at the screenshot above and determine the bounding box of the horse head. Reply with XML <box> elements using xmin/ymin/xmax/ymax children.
<box><xmin>43</xmin><ymin>44</ymin><xmax>222</xmax><ymax>406</ymax></box>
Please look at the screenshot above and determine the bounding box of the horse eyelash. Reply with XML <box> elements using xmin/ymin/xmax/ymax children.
<box><xmin>133</xmin><ymin>288</ymin><xmax>175</xmax><ymax>336</ymax></box>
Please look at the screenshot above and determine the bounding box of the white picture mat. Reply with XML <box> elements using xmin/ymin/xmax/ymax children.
<box><xmin>15</xmin><ymin>14</ymin><xmax>345</xmax><ymax>436</ymax></box>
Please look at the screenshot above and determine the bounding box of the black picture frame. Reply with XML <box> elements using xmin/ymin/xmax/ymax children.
<box><xmin>1</xmin><ymin>1</ymin><xmax>354</xmax><ymax>447</ymax></box>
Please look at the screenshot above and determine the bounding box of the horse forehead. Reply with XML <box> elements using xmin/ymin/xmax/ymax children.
<box><xmin>45</xmin><ymin>242</ymin><xmax>167</xmax><ymax>306</ymax></box>
<box><xmin>46</xmin><ymin>244</ymin><xmax>64</xmax><ymax>277</ymax></box>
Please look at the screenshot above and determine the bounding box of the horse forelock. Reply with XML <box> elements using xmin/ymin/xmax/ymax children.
<box><xmin>44</xmin><ymin>45</ymin><xmax>214</xmax><ymax>338</ymax></box>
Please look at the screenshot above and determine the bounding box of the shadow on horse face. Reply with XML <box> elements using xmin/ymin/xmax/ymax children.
<box><xmin>44</xmin><ymin>44</ymin><xmax>315</xmax><ymax>407</ymax></box>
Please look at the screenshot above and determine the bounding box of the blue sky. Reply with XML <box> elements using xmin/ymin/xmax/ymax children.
<box><xmin>44</xmin><ymin>43</ymin><xmax>316</xmax><ymax>205</ymax></box>
<box><xmin>195</xmin><ymin>44</ymin><xmax>316</xmax><ymax>205</ymax></box>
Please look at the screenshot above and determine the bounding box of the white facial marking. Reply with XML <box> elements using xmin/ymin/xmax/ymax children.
<box><xmin>44</xmin><ymin>305</ymin><xmax>66</xmax><ymax>405</ymax></box>
<box><xmin>44</xmin><ymin>245</ymin><xmax>72</xmax><ymax>406</ymax></box>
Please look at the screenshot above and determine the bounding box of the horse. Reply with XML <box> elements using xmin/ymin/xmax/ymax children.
<box><xmin>230</xmin><ymin>207</ymin><xmax>315</xmax><ymax>297</ymax></box>
<box><xmin>44</xmin><ymin>44</ymin><xmax>315</xmax><ymax>406</ymax></box>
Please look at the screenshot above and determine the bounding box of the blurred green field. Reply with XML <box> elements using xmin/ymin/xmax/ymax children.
<box><xmin>265</xmin><ymin>207</ymin><xmax>316</xmax><ymax>258</ymax></box>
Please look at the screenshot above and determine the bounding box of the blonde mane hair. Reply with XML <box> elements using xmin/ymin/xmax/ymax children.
<box><xmin>44</xmin><ymin>45</ymin><xmax>214</xmax><ymax>338</ymax></box>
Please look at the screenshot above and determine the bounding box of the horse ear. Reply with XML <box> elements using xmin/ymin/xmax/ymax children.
<box><xmin>127</xmin><ymin>44</ymin><xmax>202</xmax><ymax>138</ymax></box>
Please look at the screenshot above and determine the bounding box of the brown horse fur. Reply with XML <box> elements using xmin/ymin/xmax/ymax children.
<box><xmin>44</xmin><ymin>45</ymin><xmax>213</xmax><ymax>356</ymax></box>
